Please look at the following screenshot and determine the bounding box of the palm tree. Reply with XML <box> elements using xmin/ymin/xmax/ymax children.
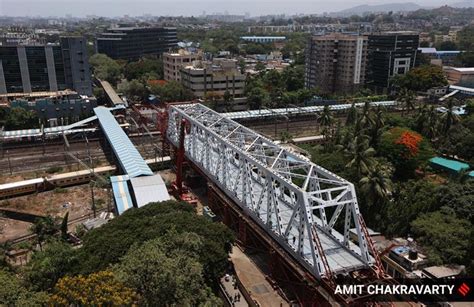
<box><xmin>397</xmin><ymin>88</ymin><xmax>416</xmax><ymax>115</ymax></box>
<box><xmin>441</xmin><ymin>97</ymin><xmax>461</xmax><ymax>135</ymax></box>
<box><xmin>359</xmin><ymin>163</ymin><xmax>394</xmax><ymax>207</ymax></box>
<box><xmin>346</xmin><ymin>134</ymin><xmax>376</xmax><ymax>178</ymax></box>
<box><xmin>30</xmin><ymin>216</ymin><xmax>59</xmax><ymax>251</ymax></box>
<box><xmin>346</xmin><ymin>102</ymin><xmax>358</xmax><ymax>126</ymax></box>
<box><xmin>318</xmin><ymin>105</ymin><xmax>334</xmax><ymax>140</ymax></box>
<box><xmin>425</xmin><ymin>105</ymin><xmax>441</xmax><ymax>139</ymax></box>
<box><xmin>369</xmin><ymin>106</ymin><xmax>385</xmax><ymax>148</ymax></box>
<box><xmin>358</xmin><ymin>101</ymin><xmax>374</xmax><ymax>129</ymax></box>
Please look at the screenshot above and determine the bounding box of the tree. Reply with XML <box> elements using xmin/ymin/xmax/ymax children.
<box><xmin>89</xmin><ymin>54</ymin><xmax>122</xmax><ymax>85</ymax></box>
<box><xmin>30</xmin><ymin>216</ymin><xmax>60</xmax><ymax>251</ymax></box>
<box><xmin>24</xmin><ymin>240</ymin><xmax>79</xmax><ymax>291</ymax></box>
<box><xmin>396</xmin><ymin>88</ymin><xmax>416</xmax><ymax>115</ymax></box>
<box><xmin>255</xmin><ymin>61</ymin><xmax>266</xmax><ymax>72</ymax></box>
<box><xmin>359</xmin><ymin>162</ymin><xmax>393</xmax><ymax>208</ymax></box>
<box><xmin>391</xmin><ymin>65</ymin><xmax>447</xmax><ymax>92</ymax></box>
<box><xmin>123</xmin><ymin>57</ymin><xmax>163</xmax><ymax>81</ymax></box>
<box><xmin>383</xmin><ymin>180</ymin><xmax>439</xmax><ymax>236</ymax></box>
<box><xmin>0</xmin><ymin>269</ymin><xmax>48</xmax><ymax>306</ymax></box>
<box><xmin>437</xmin><ymin>41</ymin><xmax>458</xmax><ymax>51</ymax></box>
<box><xmin>379</xmin><ymin>127</ymin><xmax>434</xmax><ymax>179</ymax></box>
<box><xmin>411</xmin><ymin>208</ymin><xmax>471</xmax><ymax>265</ymax></box>
<box><xmin>345</xmin><ymin>134</ymin><xmax>376</xmax><ymax>178</ymax></box>
<box><xmin>440</xmin><ymin>97</ymin><xmax>461</xmax><ymax>135</ymax></box>
<box><xmin>281</xmin><ymin>65</ymin><xmax>305</xmax><ymax>91</ymax></box>
<box><xmin>50</xmin><ymin>271</ymin><xmax>138</xmax><ymax>306</ymax></box>
<box><xmin>118</xmin><ymin>79</ymin><xmax>149</xmax><ymax>102</ymax></box>
<box><xmin>247</xmin><ymin>86</ymin><xmax>270</xmax><ymax>109</ymax></box>
<box><xmin>318</xmin><ymin>105</ymin><xmax>334</xmax><ymax>141</ymax></box>
<box><xmin>346</xmin><ymin>103</ymin><xmax>358</xmax><ymax>126</ymax></box>
<box><xmin>149</xmin><ymin>81</ymin><xmax>194</xmax><ymax>103</ymax></box>
<box><xmin>115</xmin><ymin>232</ymin><xmax>220</xmax><ymax>306</ymax></box>
<box><xmin>60</xmin><ymin>212</ymin><xmax>69</xmax><ymax>241</ymax></box>
<box><xmin>77</xmin><ymin>201</ymin><xmax>234</xmax><ymax>283</ymax></box>
<box><xmin>3</xmin><ymin>107</ymin><xmax>39</xmax><ymax>130</ymax></box>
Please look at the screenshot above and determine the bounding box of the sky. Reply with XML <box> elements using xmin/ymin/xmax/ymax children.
<box><xmin>0</xmin><ymin>0</ymin><xmax>455</xmax><ymax>17</ymax></box>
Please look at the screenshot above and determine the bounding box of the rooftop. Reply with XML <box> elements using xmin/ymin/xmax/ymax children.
<box><xmin>422</xmin><ymin>265</ymin><xmax>465</xmax><ymax>279</ymax></box>
<box><xmin>446</xmin><ymin>67</ymin><xmax>474</xmax><ymax>73</ymax></box>
<box><xmin>130</xmin><ymin>175</ymin><xmax>170</xmax><ymax>208</ymax></box>
<box><xmin>429</xmin><ymin>157</ymin><xmax>472</xmax><ymax>175</ymax></box>
<box><xmin>94</xmin><ymin>106</ymin><xmax>153</xmax><ymax>178</ymax></box>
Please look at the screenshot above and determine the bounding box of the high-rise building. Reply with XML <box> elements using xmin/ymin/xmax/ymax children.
<box><xmin>163</xmin><ymin>50</ymin><xmax>200</xmax><ymax>82</ymax></box>
<box><xmin>0</xmin><ymin>36</ymin><xmax>92</xmax><ymax>96</ymax></box>
<box><xmin>305</xmin><ymin>33</ymin><xmax>368</xmax><ymax>94</ymax></box>
<box><xmin>366</xmin><ymin>32</ymin><xmax>419</xmax><ymax>91</ymax></box>
<box><xmin>96</xmin><ymin>27</ymin><xmax>177</xmax><ymax>60</ymax></box>
<box><xmin>180</xmin><ymin>59</ymin><xmax>246</xmax><ymax>99</ymax></box>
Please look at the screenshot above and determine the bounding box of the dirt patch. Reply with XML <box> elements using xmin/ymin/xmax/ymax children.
<box><xmin>0</xmin><ymin>185</ymin><xmax>109</xmax><ymax>242</ymax></box>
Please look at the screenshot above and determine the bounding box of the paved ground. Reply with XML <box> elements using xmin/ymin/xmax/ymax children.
<box><xmin>221</xmin><ymin>274</ymin><xmax>249</xmax><ymax>307</ymax></box>
<box><xmin>230</xmin><ymin>246</ymin><xmax>290</xmax><ymax>307</ymax></box>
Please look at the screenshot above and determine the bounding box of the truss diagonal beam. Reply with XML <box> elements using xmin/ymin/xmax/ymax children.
<box><xmin>167</xmin><ymin>103</ymin><xmax>373</xmax><ymax>279</ymax></box>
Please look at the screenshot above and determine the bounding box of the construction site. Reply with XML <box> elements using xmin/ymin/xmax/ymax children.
<box><xmin>1</xmin><ymin>84</ymin><xmax>444</xmax><ymax>306</ymax></box>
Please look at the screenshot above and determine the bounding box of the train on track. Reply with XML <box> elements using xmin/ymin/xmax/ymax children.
<box><xmin>0</xmin><ymin>157</ymin><xmax>171</xmax><ymax>200</ymax></box>
<box><xmin>0</xmin><ymin>165</ymin><xmax>116</xmax><ymax>200</ymax></box>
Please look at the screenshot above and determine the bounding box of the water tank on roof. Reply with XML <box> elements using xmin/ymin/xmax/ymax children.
<box><xmin>408</xmin><ymin>249</ymin><xmax>418</xmax><ymax>260</ymax></box>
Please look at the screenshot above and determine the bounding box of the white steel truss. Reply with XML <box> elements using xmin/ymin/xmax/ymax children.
<box><xmin>167</xmin><ymin>103</ymin><xmax>373</xmax><ymax>279</ymax></box>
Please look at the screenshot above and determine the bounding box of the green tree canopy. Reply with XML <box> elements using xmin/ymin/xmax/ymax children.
<box><xmin>89</xmin><ymin>54</ymin><xmax>122</xmax><ymax>85</ymax></box>
<box><xmin>411</xmin><ymin>207</ymin><xmax>471</xmax><ymax>265</ymax></box>
<box><xmin>2</xmin><ymin>107</ymin><xmax>39</xmax><ymax>130</ymax></box>
<box><xmin>77</xmin><ymin>201</ymin><xmax>234</xmax><ymax>283</ymax></box>
<box><xmin>24</xmin><ymin>240</ymin><xmax>79</xmax><ymax>291</ymax></box>
<box><xmin>115</xmin><ymin>231</ymin><xmax>221</xmax><ymax>306</ymax></box>
<box><xmin>391</xmin><ymin>65</ymin><xmax>447</xmax><ymax>91</ymax></box>
<box><xmin>149</xmin><ymin>81</ymin><xmax>194</xmax><ymax>103</ymax></box>
<box><xmin>0</xmin><ymin>269</ymin><xmax>48</xmax><ymax>307</ymax></box>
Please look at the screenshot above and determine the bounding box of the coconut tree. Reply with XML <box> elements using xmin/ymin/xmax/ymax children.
<box><xmin>441</xmin><ymin>97</ymin><xmax>461</xmax><ymax>135</ymax></box>
<box><xmin>346</xmin><ymin>102</ymin><xmax>358</xmax><ymax>126</ymax></box>
<box><xmin>318</xmin><ymin>105</ymin><xmax>334</xmax><ymax>140</ymax></box>
<box><xmin>359</xmin><ymin>163</ymin><xmax>394</xmax><ymax>207</ymax></box>
<box><xmin>369</xmin><ymin>105</ymin><xmax>385</xmax><ymax>148</ymax></box>
<box><xmin>346</xmin><ymin>134</ymin><xmax>376</xmax><ymax>178</ymax></box>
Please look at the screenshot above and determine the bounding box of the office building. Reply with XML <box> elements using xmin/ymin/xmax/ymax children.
<box><xmin>180</xmin><ymin>59</ymin><xmax>246</xmax><ymax>99</ymax></box>
<box><xmin>163</xmin><ymin>50</ymin><xmax>200</xmax><ymax>82</ymax></box>
<box><xmin>305</xmin><ymin>33</ymin><xmax>368</xmax><ymax>94</ymax></box>
<box><xmin>0</xmin><ymin>36</ymin><xmax>92</xmax><ymax>96</ymax></box>
<box><xmin>96</xmin><ymin>27</ymin><xmax>177</xmax><ymax>60</ymax></box>
<box><xmin>366</xmin><ymin>32</ymin><xmax>419</xmax><ymax>91</ymax></box>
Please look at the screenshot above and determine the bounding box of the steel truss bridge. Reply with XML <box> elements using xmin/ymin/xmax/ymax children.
<box><xmin>167</xmin><ymin>103</ymin><xmax>375</xmax><ymax>280</ymax></box>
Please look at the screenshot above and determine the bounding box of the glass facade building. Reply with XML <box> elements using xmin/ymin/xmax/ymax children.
<box><xmin>96</xmin><ymin>27</ymin><xmax>177</xmax><ymax>60</ymax></box>
<box><xmin>0</xmin><ymin>36</ymin><xmax>92</xmax><ymax>96</ymax></box>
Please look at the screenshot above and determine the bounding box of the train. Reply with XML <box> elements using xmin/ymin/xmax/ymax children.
<box><xmin>0</xmin><ymin>165</ymin><xmax>116</xmax><ymax>200</ymax></box>
<box><xmin>0</xmin><ymin>157</ymin><xmax>171</xmax><ymax>200</ymax></box>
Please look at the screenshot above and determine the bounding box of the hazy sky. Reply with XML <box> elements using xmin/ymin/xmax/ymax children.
<box><xmin>0</xmin><ymin>0</ymin><xmax>454</xmax><ymax>17</ymax></box>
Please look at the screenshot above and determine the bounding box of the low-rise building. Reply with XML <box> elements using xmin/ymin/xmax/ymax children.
<box><xmin>418</xmin><ymin>48</ymin><xmax>461</xmax><ymax>66</ymax></box>
<box><xmin>444</xmin><ymin>67</ymin><xmax>474</xmax><ymax>87</ymax></box>
<box><xmin>0</xmin><ymin>90</ymin><xmax>97</xmax><ymax>124</ymax></box>
<box><xmin>180</xmin><ymin>59</ymin><xmax>246</xmax><ymax>99</ymax></box>
<box><xmin>240</xmin><ymin>36</ymin><xmax>286</xmax><ymax>43</ymax></box>
<box><xmin>163</xmin><ymin>50</ymin><xmax>201</xmax><ymax>82</ymax></box>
